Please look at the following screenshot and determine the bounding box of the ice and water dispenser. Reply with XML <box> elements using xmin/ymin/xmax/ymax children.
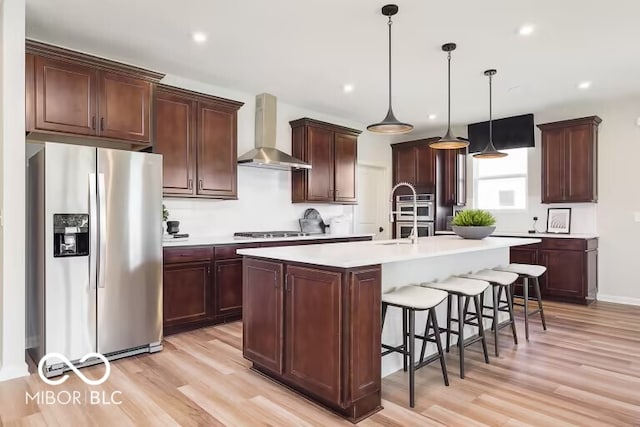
<box><xmin>53</xmin><ymin>214</ymin><xmax>89</xmax><ymax>257</ymax></box>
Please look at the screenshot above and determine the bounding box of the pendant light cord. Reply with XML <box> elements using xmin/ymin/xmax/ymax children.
<box><xmin>387</xmin><ymin>16</ymin><xmax>393</xmax><ymax>111</ymax></box>
<box><xmin>447</xmin><ymin>51</ymin><xmax>451</xmax><ymax>130</ymax></box>
<box><xmin>488</xmin><ymin>72</ymin><xmax>493</xmax><ymax>143</ymax></box>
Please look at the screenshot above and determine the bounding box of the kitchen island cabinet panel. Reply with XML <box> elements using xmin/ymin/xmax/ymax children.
<box><xmin>284</xmin><ymin>266</ymin><xmax>343</xmax><ymax>404</ymax></box>
<box><xmin>242</xmin><ymin>258</ymin><xmax>284</xmax><ymax>374</ymax></box>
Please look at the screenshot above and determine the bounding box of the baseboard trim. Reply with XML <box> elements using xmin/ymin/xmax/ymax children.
<box><xmin>0</xmin><ymin>363</ymin><xmax>30</xmax><ymax>382</ymax></box>
<box><xmin>597</xmin><ymin>294</ymin><xmax>640</xmax><ymax>306</ymax></box>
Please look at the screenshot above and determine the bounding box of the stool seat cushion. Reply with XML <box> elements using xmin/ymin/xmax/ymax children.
<box><xmin>382</xmin><ymin>285</ymin><xmax>448</xmax><ymax>310</ymax></box>
<box><xmin>495</xmin><ymin>263</ymin><xmax>546</xmax><ymax>277</ymax></box>
<box><xmin>421</xmin><ymin>277</ymin><xmax>490</xmax><ymax>296</ymax></box>
<box><xmin>459</xmin><ymin>269</ymin><xmax>518</xmax><ymax>286</ymax></box>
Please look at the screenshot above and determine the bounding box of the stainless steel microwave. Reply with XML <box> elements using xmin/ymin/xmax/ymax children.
<box><xmin>396</xmin><ymin>221</ymin><xmax>434</xmax><ymax>239</ymax></box>
<box><xmin>396</xmin><ymin>194</ymin><xmax>434</xmax><ymax>222</ymax></box>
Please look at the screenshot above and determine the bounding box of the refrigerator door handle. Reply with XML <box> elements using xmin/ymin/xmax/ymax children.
<box><xmin>97</xmin><ymin>173</ymin><xmax>107</xmax><ymax>289</ymax></box>
<box><xmin>89</xmin><ymin>173</ymin><xmax>98</xmax><ymax>290</ymax></box>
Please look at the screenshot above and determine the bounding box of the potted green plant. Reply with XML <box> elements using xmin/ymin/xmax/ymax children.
<box><xmin>451</xmin><ymin>209</ymin><xmax>497</xmax><ymax>239</ymax></box>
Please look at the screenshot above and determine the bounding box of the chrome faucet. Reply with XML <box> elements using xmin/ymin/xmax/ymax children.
<box><xmin>389</xmin><ymin>182</ymin><xmax>418</xmax><ymax>244</ymax></box>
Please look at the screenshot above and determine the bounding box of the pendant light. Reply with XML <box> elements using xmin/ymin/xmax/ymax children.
<box><xmin>429</xmin><ymin>43</ymin><xmax>469</xmax><ymax>149</ymax></box>
<box><xmin>367</xmin><ymin>4</ymin><xmax>413</xmax><ymax>134</ymax></box>
<box><xmin>473</xmin><ymin>69</ymin><xmax>508</xmax><ymax>159</ymax></box>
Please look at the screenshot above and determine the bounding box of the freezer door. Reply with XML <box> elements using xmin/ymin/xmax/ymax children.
<box><xmin>43</xmin><ymin>143</ymin><xmax>97</xmax><ymax>364</ymax></box>
<box><xmin>96</xmin><ymin>148</ymin><xmax>163</xmax><ymax>355</ymax></box>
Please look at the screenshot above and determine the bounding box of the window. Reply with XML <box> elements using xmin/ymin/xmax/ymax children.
<box><xmin>473</xmin><ymin>147</ymin><xmax>528</xmax><ymax>210</ymax></box>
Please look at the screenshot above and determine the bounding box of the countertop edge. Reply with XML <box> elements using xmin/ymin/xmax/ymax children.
<box><xmin>162</xmin><ymin>233</ymin><xmax>375</xmax><ymax>247</ymax></box>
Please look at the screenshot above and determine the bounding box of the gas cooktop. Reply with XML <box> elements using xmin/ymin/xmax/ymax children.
<box><xmin>234</xmin><ymin>231</ymin><xmax>309</xmax><ymax>239</ymax></box>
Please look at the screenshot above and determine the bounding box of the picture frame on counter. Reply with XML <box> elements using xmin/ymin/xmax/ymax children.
<box><xmin>546</xmin><ymin>208</ymin><xmax>571</xmax><ymax>234</ymax></box>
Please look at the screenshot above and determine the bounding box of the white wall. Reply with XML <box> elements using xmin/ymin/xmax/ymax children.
<box><xmin>160</xmin><ymin>75</ymin><xmax>392</xmax><ymax>236</ymax></box>
<box><xmin>0</xmin><ymin>0</ymin><xmax>29</xmax><ymax>381</ymax></box>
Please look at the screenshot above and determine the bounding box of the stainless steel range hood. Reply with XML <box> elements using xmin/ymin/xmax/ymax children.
<box><xmin>237</xmin><ymin>93</ymin><xmax>311</xmax><ymax>170</ymax></box>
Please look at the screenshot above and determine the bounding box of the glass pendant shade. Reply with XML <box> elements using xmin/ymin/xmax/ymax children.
<box><xmin>430</xmin><ymin>42</ymin><xmax>469</xmax><ymax>150</ymax></box>
<box><xmin>473</xmin><ymin>69</ymin><xmax>508</xmax><ymax>159</ymax></box>
<box><xmin>367</xmin><ymin>4</ymin><xmax>413</xmax><ymax>134</ymax></box>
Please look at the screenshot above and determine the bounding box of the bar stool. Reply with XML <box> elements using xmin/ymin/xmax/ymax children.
<box><xmin>458</xmin><ymin>270</ymin><xmax>519</xmax><ymax>356</ymax></box>
<box><xmin>381</xmin><ymin>285</ymin><xmax>449</xmax><ymax>408</ymax></box>
<box><xmin>421</xmin><ymin>277</ymin><xmax>490</xmax><ymax>379</ymax></box>
<box><xmin>495</xmin><ymin>264</ymin><xmax>547</xmax><ymax>340</ymax></box>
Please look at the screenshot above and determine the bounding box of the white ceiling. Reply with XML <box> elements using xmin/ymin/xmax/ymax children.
<box><xmin>26</xmin><ymin>0</ymin><xmax>640</xmax><ymax>132</ymax></box>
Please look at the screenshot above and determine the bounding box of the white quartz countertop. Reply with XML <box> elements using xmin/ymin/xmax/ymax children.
<box><xmin>162</xmin><ymin>233</ymin><xmax>374</xmax><ymax>247</ymax></box>
<box><xmin>436</xmin><ymin>231</ymin><xmax>598</xmax><ymax>239</ymax></box>
<box><xmin>237</xmin><ymin>235</ymin><xmax>541</xmax><ymax>268</ymax></box>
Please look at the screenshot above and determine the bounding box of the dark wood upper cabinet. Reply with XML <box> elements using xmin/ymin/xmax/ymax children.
<box><xmin>290</xmin><ymin>118</ymin><xmax>361</xmax><ymax>204</ymax></box>
<box><xmin>197</xmin><ymin>100</ymin><xmax>239</xmax><ymax>198</ymax></box>
<box><xmin>26</xmin><ymin>40</ymin><xmax>164</xmax><ymax>147</ymax></box>
<box><xmin>439</xmin><ymin>148</ymin><xmax>466</xmax><ymax>207</ymax></box>
<box><xmin>243</xmin><ymin>258</ymin><xmax>284</xmax><ymax>374</ymax></box>
<box><xmin>538</xmin><ymin>116</ymin><xmax>601</xmax><ymax>203</ymax></box>
<box><xmin>391</xmin><ymin>138</ymin><xmax>439</xmax><ymax>193</ymax></box>
<box><xmin>155</xmin><ymin>88</ymin><xmax>196</xmax><ymax>195</ymax></box>
<box><xmin>98</xmin><ymin>71</ymin><xmax>152</xmax><ymax>143</ymax></box>
<box><xmin>153</xmin><ymin>84</ymin><xmax>243</xmax><ymax>199</ymax></box>
<box><xmin>333</xmin><ymin>133</ymin><xmax>358</xmax><ymax>203</ymax></box>
<box><xmin>33</xmin><ymin>55</ymin><xmax>98</xmax><ymax>136</ymax></box>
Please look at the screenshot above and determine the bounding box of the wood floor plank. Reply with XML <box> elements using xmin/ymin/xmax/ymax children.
<box><xmin>0</xmin><ymin>300</ymin><xmax>638</xmax><ymax>426</ymax></box>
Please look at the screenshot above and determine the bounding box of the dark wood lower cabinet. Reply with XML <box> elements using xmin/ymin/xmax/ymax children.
<box><xmin>242</xmin><ymin>258</ymin><xmax>283</xmax><ymax>374</ymax></box>
<box><xmin>509</xmin><ymin>237</ymin><xmax>598</xmax><ymax>305</ymax></box>
<box><xmin>284</xmin><ymin>266</ymin><xmax>343</xmax><ymax>404</ymax></box>
<box><xmin>163</xmin><ymin>236</ymin><xmax>373</xmax><ymax>335</ymax></box>
<box><xmin>243</xmin><ymin>259</ymin><xmax>382</xmax><ymax>423</ymax></box>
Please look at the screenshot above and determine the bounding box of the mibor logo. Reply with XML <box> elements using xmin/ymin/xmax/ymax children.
<box><xmin>38</xmin><ymin>352</ymin><xmax>111</xmax><ymax>385</ymax></box>
<box><xmin>27</xmin><ymin>353</ymin><xmax>122</xmax><ymax>405</ymax></box>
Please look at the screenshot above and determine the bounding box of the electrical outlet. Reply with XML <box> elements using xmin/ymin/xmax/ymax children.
<box><xmin>636</xmin><ymin>117</ymin><xmax>640</xmax><ymax>127</ymax></box>
<box><xmin>635</xmin><ymin>212</ymin><xmax>640</xmax><ymax>223</ymax></box>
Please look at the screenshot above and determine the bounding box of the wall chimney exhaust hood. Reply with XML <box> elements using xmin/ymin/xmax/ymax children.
<box><xmin>237</xmin><ymin>93</ymin><xmax>311</xmax><ymax>170</ymax></box>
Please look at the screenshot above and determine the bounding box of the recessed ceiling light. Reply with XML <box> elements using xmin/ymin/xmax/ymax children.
<box><xmin>518</xmin><ymin>25</ymin><xmax>535</xmax><ymax>36</ymax></box>
<box><xmin>342</xmin><ymin>84</ymin><xmax>354</xmax><ymax>93</ymax></box>
<box><xmin>192</xmin><ymin>32</ymin><xmax>207</xmax><ymax>44</ymax></box>
<box><xmin>578</xmin><ymin>81</ymin><xmax>592</xmax><ymax>90</ymax></box>
<box><xmin>428</xmin><ymin>114</ymin><xmax>437</xmax><ymax>120</ymax></box>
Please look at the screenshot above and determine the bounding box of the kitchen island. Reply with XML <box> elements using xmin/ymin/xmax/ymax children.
<box><xmin>238</xmin><ymin>235</ymin><xmax>539</xmax><ymax>422</ymax></box>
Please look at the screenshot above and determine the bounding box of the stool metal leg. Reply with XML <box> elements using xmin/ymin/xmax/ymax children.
<box><xmin>446</xmin><ymin>295</ymin><xmax>452</xmax><ymax>353</ymax></box>
<box><xmin>430</xmin><ymin>309</ymin><xmax>449</xmax><ymax>386</ymax></box>
<box><xmin>534</xmin><ymin>277</ymin><xmax>547</xmax><ymax>330</ymax></box>
<box><xmin>523</xmin><ymin>277</ymin><xmax>530</xmax><ymax>340</ymax></box>
<box><xmin>419</xmin><ymin>309</ymin><xmax>433</xmax><ymax>363</ymax></box>
<box><xmin>408</xmin><ymin>309</ymin><xmax>416</xmax><ymax>408</ymax></box>
<box><xmin>402</xmin><ymin>307</ymin><xmax>408</xmax><ymax>371</ymax></box>
<box><xmin>457</xmin><ymin>294</ymin><xmax>465</xmax><ymax>379</ymax></box>
<box><xmin>492</xmin><ymin>285</ymin><xmax>500</xmax><ymax>357</ymax></box>
<box><xmin>505</xmin><ymin>284</ymin><xmax>518</xmax><ymax>345</ymax></box>
<box><xmin>474</xmin><ymin>295</ymin><xmax>490</xmax><ymax>364</ymax></box>
<box><xmin>381</xmin><ymin>303</ymin><xmax>388</xmax><ymax>333</ymax></box>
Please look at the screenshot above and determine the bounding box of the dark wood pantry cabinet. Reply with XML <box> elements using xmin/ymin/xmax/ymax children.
<box><xmin>290</xmin><ymin>118</ymin><xmax>361</xmax><ymax>204</ymax></box>
<box><xmin>25</xmin><ymin>40</ymin><xmax>163</xmax><ymax>147</ymax></box>
<box><xmin>154</xmin><ymin>85</ymin><xmax>244</xmax><ymax>199</ymax></box>
<box><xmin>538</xmin><ymin>116</ymin><xmax>601</xmax><ymax>203</ymax></box>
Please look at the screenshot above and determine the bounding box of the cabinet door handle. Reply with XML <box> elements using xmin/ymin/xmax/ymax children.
<box><xmin>207</xmin><ymin>266</ymin><xmax>211</xmax><ymax>275</ymax></box>
<box><xmin>285</xmin><ymin>274</ymin><xmax>292</xmax><ymax>292</ymax></box>
<box><xmin>198</xmin><ymin>180</ymin><xmax>203</xmax><ymax>191</ymax></box>
<box><xmin>91</xmin><ymin>116</ymin><xmax>96</xmax><ymax>130</ymax></box>
<box><xmin>188</xmin><ymin>179</ymin><xmax>193</xmax><ymax>190</ymax></box>
<box><xmin>100</xmin><ymin>117</ymin><xmax>105</xmax><ymax>132</ymax></box>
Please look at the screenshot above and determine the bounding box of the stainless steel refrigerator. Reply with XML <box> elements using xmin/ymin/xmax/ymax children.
<box><xmin>27</xmin><ymin>142</ymin><xmax>163</xmax><ymax>377</ymax></box>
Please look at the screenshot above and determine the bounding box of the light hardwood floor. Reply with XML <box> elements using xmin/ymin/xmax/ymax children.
<box><xmin>1</xmin><ymin>300</ymin><xmax>639</xmax><ymax>426</ymax></box>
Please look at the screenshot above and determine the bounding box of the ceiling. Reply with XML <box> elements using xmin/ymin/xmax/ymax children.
<box><xmin>26</xmin><ymin>0</ymin><xmax>640</xmax><ymax>132</ymax></box>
